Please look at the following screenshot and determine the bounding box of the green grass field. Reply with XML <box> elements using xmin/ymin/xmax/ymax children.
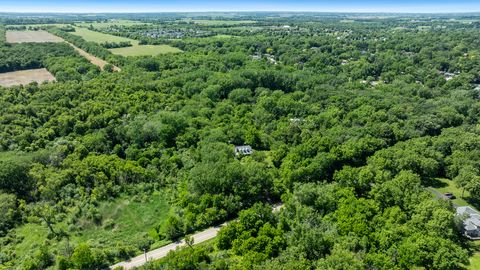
<box><xmin>468</xmin><ymin>253</ymin><xmax>480</xmax><ymax>270</ymax></box>
<box><xmin>70</xmin><ymin>27</ymin><xmax>181</xmax><ymax>56</ymax></box>
<box><xmin>109</xmin><ymin>44</ymin><xmax>182</xmax><ymax>56</ymax></box>
<box><xmin>76</xmin><ymin>20</ymin><xmax>152</xmax><ymax>29</ymax></box>
<box><xmin>14</xmin><ymin>192</ymin><xmax>170</xmax><ymax>260</ymax></box>
<box><xmin>213</xmin><ymin>34</ymin><xmax>234</xmax><ymax>39</ymax></box>
<box><xmin>76</xmin><ymin>192</ymin><xmax>170</xmax><ymax>244</ymax></box>
<box><xmin>182</xmin><ymin>19</ymin><xmax>257</xmax><ymax>25</ymax></box>
<box><xmin>5</xmin><ymin>23</ymin><xmax>68</xmax><ymax>29</ymax></box>
<box><xmin>430</xmin><ymin>178</ymin><xmax>471</xmax><ymax>207</ymax></box>
<box><xmin>71</xmin><ymin>27</ymin><xmax>139</xmax><ymax>44</ymax></box>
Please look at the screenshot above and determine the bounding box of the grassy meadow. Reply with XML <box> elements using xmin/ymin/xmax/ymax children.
<box><xmin>430</xmin><ymin>178</ymin><xmax>472</xmax><ymax>207</ymax></box>
<box><xmin>182</xmin><ymin>19</ymin><xmax>257</xmax><ymax>25</ymax></box>
<box><xmin>14</xmin><ymin>192</ymin><xmax>170</xmax><ymax>261</ymax></box>
<box><xmin>71</xmin><ymin>27</ymin><xmax>181</xmax><ymax>56</ymax></box>
<box><xmin>109</xmin><ymin>44</ymin><xmax>182</xmax><ymax>56</ymax></box>
<box><xmin>76</xmin><ymin>20</ymin><xmax>152</xmax><ymax>29</ymax></box>
<box><xmin>71</xmin><ymin>27</ymin><xmax>139</xmax><ymax>44</ymax></box>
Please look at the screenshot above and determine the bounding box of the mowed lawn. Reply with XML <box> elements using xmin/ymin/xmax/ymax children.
<box><xmin>71</xmin><ymin>27</ymin><xmax>139</xmax><ymax>45</ymax></box>
<box><xmin>430</xmin><ymin>178</ymin><xmax>472</xmax><ymax>207</ymax></box>
<box><xmin>109</xmin><ymin>45</ymin><xmax>182</xmax><ymax>56</ymax></box>
<box><xmin>468</xmin><ymin>253</ymin><xmax>480</xmax><ymax>270</ymax></box>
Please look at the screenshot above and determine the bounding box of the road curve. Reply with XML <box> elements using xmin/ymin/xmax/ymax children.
<box><xmin>110</xmin><ymin>224</ymin><xmax>226</xmax><ymax>270</ymax></box>
<box><xmin>110</xmin><ymin>204</ymin><xmax>284</xmax><ymax>270</ymax></box>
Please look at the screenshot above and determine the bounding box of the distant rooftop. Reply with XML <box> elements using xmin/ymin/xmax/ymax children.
<box><xmin>235</xmin><ymin>145</ymin><xmax>253</xmax><ymax>156</ymax></box>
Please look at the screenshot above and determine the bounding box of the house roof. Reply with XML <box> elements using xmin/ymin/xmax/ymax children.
<box><xmin>235</xmin><ymin>145</ymin><xmax>253</xmax><ymax>155</ymax></box>
<box><xmin>457</xmin><ymin>206</ymin><xmax>480</xmax><ymax>216</ymax></box>
<box><xmin>457</xmin><ymin>206</ymin><xmax>480</xmax><ymax>231</ymax></box>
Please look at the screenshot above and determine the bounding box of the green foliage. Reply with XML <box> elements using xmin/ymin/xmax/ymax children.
<box><xmin>2</xmin><ymin>14</ymin><xmax>480</xmax><ymax>270</ymax></box>
<box><xmin>71</xmin><ymin>244</ymin><xmax>107</xmax><ymax>270</ymax></box>
<box><xmin>0</xmin><ymin>43</ymin><xmax>77</xmax><ymax>73</ymax></box>
<box><xmin>0</xmin><ymin>192</ymin><xmax>19</xmax><ymax>236</ymax></box>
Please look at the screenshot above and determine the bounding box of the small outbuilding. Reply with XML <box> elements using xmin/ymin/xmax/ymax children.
<box><xmin>234</xmin><ymin>145</ymin><xmax>253</xmax><ymax>156</ymax></box>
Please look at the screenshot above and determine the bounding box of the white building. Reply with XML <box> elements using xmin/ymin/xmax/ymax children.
<box><xmin>234</xmin><ymin>145</ymin><xmax>253</xmax><ymax>156</ymax></box>
<box><xmin>457</xmin><ymin>206</ymin><xmax>480</xmax><ymax>239</ymax></box>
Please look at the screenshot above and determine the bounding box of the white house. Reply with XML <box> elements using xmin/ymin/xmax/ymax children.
<box><xmin>457</xmin><ymin>206</ymin><xmax>480</xmax><ymax>239</ymax></box>
<box><xmin>234</xmin><ymin>145</ymin><xmax>253</xmax><ymax>156</ymax></box>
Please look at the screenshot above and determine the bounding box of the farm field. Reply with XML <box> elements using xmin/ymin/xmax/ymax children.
<box><xmin>6</xmin><ymin>30</ymin><xmax>63</xmax><ymax>43</ymax></box>
<box><xmin>69</xmin><ymin>27</ymin><xmax>182</xmax><ymax>56</ymax></box>
<box><xmin>109</xmin><ymin>44</ymin><xmax>182</xmax><ymax>56</ymax></box>
<box><xmin>71</xmin><ymin>27</ymin><xmax>139</xmax><ymax>44</ymax></box>
<box><xmin>182</xmin><ymin>19</ymin><xmax>257</xmax><ymax>25</ymax></box>
<box><xmin>5</xmin><ymin>23</ymin><xmax>68</xmax><ymax>28</ymax></box>
<box><xmin>76</xmin><ymin>19</ymin><xmax>152</xmax><ymax>28</ymax></box>
<box><xmin>0</xmin><ymin>68</ymin><xmax>55</xmax><ymax>87</ymax></box>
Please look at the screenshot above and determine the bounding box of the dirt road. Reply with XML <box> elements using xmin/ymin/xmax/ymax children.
<box><xmin>66</xmin><ymin>42</ymin><xmax>121</xmax><ymax>72</ymax></box>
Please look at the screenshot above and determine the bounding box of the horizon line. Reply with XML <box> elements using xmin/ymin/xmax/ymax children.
<box><xmin>1</xmin><ymin>10</ymin><xmax>480</xmax><ymax>14</ymax></box>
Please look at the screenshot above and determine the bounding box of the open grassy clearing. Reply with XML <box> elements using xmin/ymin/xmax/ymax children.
<box><xmin>0</xmin><ymin>68</ymin><xmax>55</xmax><ymax>87</ymax></box>
<box><xmin>70</xmin><ymin>27</ymin><xmax>181</xmax><ymax>56</ymax></box>
<box><xmin>76</xmin><ymin>19</ymin><xmax>152</xmax><ymax>29</ymax></box>
<box><xmin>71</xmin><ymin>27</ymin><xmax>139</xmax><ymax>44</ymax></box>
<box><xmin>429</xmin><ymin>178</ymin><xmax>472</xmax><ymax>207</ymax></box>
<box><xmin>468</xmin><ymin>253</ymin><xmax>480</xmax><ymax>270</ymax></box>
<box><xmin>14</xmin><ymin>192</ymin><xmax>170</xmax><ymax>260</ymax></box>
<box><xmin>76</xmin><ymin>192</ymin><xmax>170</xmax><ymax>245</ymax></box>
<box><xmin>6</xmin><ymin>30</ymin><xmax>63</xmax><ymax>43</ymax></box>
<box><xmin>6</xmin><ymin>23</ymin><xmax>68</xmax><ymax>29</ymax></box>
<box><xmin>109</xmin><ymin>44</ymin><xmax>182</xmax><ymax>56</ymax></box>
<box><xmin>182</xmin><ymin>19</ymin><xmax>257</xmax><ymax>25</ymax></box>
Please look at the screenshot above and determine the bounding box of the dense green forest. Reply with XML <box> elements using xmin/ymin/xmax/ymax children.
<box><xmin>1</xmin><ymin>13</ymin><xmax>480</xmax><ymax>270</ymax></box>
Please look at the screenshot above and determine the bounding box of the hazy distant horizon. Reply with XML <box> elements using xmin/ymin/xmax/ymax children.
<box><xmin>1</xmin><ymin>0</ymin><xmax>480</xmax><ymax>14</ymax></box>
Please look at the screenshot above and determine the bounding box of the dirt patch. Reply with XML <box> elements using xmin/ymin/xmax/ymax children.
<box><xmin>6</xmin><ymin>31</ymin><xmax>63</xmax><ymax>43</ymax></box>
<box><xmin>67</xmin><ymin>42</ymin><xmax>121</xmax><ymax>72</ymax></box>
<box><xmin>0</xmin><ymin>68</ymin><xmax>56</xmax><ymax>87</ymax></box>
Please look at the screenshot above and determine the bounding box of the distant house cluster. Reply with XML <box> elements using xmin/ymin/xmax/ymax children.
<box><xmin>234</xmin><ymin>145</ymin><xmax>253</xmax><ymax>156</ymax></box>
<box><xmin>457</xmin><ymin>206</ymin><xmax>480</xmax><ymax>239</ymax></box>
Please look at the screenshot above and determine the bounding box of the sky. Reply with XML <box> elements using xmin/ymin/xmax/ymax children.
<box><xmin>0</xmin><ymin>0</ymin><xmax>479</xmax><ymax>13</ymax></box>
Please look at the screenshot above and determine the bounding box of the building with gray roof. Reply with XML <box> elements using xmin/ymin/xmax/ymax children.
<box><xmin>457</xmin><ymin>206</ymin><xmax>480</xmax><ymax>239</ymax></box>
<box><xmin>234</xmin><ymin>145</ymin><xmax>253</xmax><ymax>156</ymax></box>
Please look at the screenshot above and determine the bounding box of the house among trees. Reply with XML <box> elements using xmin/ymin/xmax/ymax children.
<box><xmin>457</xmin><ymin>206</ymin><xmax>480</xmax><ymax>239</ymax></box>
<box><xmin>234</xmin><ymin>145</ymin><xmax>253</xmax><ymax>156</ymax></box>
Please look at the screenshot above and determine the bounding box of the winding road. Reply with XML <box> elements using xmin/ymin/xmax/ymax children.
<box><xmin>110</xmin><ymin>204</ymin><xmax>283</xmax><ymax>270</ymax></box>
<box><xmin>110</xmin><ymin>224</ymin><xmax>226</xmax><ymax>269</ymax></box>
